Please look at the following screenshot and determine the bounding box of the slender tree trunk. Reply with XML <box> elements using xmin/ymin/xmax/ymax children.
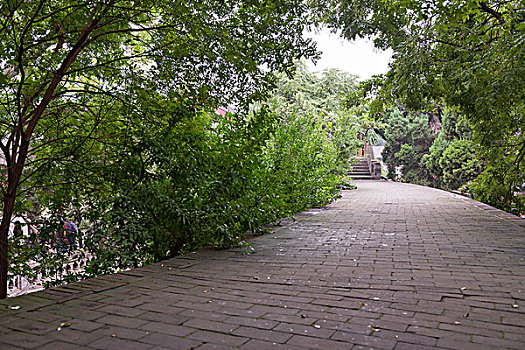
<box><xmin>0</xmin><ymin>15</ymin><xmax>99</xmax><ymax>298</ymax></box>
<box><xmin>0</xmin><ymin>190</ymin><xmax>17</xmax><ymax>298</ymax></box>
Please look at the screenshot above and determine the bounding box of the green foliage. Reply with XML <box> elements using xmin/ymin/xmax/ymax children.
<box><xmin>422</xmin><ymin>133</ymin><xmax>450</xmax><ymax>187</ymax></box>
<box><xmin>470</xmin><ymin>165</ymin><xmax>525</xmax><ymax>216</ymax></box>
<box><xmin>0</xmin><ymin>0</ymin><xmax>320</xmax><ymax>296</ymax></box>
<box><xmin>440</xmin><ymin>140</ymin><xmax>483</xmax><ymax>190</ymax></box>
<box><xmin>0</xmin><ymin>0</ymin><xmax>316</xmax><ymax>298</ymax></box>
<box><xmin>422</xmin><ymin>111</ymin><xmax>482</xmax><ymax>189</ymax></box>
<box><xmin>270</xmin><ymin>63</ymin><xmax>377</xmax><ymax>171</ymax></box>
<box><xmin>76</xmin><ymin>102</ymin><xmax>343</xmax><ymax>276</ymax></box>
<box><xmin>382</xmin><ymin>107</ymin><xmax>482</xmax><ymax>190</ymax></box>
<box><xmin>13</xmin><ymin>64</ymin><xmax>350</xmax><ymax>281</ymax></box>
<box><xmin>317</xmin><ymin>0</ymin><xmax>525</xmax><ymax>213</ymax></box>
<box><xmin>381</xmin><ymin>108</ymin><xmax>435</xmax><ymax>185</ymax></box>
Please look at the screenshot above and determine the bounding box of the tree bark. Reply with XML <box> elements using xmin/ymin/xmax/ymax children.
<box><xmin>0</xmin><ymin>16</ymin><xmax>100</xmax><ymax>298</ymax></box>
<box><xmin>0</xmin><ymin>189</ymin><xmax>18</xmax><ymax>298</ymax></box>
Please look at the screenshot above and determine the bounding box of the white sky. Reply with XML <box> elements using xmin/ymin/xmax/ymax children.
<box><xmin>305</xmin><ymin>28</ymin><xmax>392</xmax><ymax>80</ymax></box>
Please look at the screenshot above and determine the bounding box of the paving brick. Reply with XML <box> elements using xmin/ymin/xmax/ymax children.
<box><xmin>436</xmin><ymin>337</ymin><xmax>494</xmax><ymax>350</ymax></box>
<box><xmin>331</xmin><ymin>331</ymin><xmax>397</xmax><ymax>350</ymax></box>
<box><xmin>232</xmin><ymin>326</ymin><xmax>292</xmax><ymax>343</ymax></box>
<box><xmin>37</xmin><ymin>341</ymin><xmax>85</xmax><ymax>350</ymax></box>
<box><xmin>187</xmin><ymin>330</ymin><xmax>248</xmax><ymax>347</ymax></box>
<box><xmin>471</xmin><ymin>335</ymin><xmax>525</xmax><ymax>349</ymax></box>
<box><xmin>98</xmin><ymin>325</ymin><xmax>150</xmax><ymax>340</ymax></box>
<box><xmin>48</xmin><ymin>327</ymin><xmax>105</xmax><ymax>345</ymax></box>
<box><xmin>139</xmin><ymin>333</ymin><xmax>201</xmax><ymax>349</ymax></box>
<box><xmin>183</xmin><ymin>318</ymin><xmax>236</xmax><ymax>333</ymax></box>
<box><xmin>274</xmin><ymin>322</ymin><xmax>335</xmax><ymax>339</ymax></box>
<box><xmin>224</xmin><ymin>315</ymin><xmax>279</xmax><ymax>330</ymax></box>
<box><xmin>88</xmin><ymin>336</ymin><xmax>154</xmax><ymax>350</ymax></box>
<box><xmin>195</xmin><ymin>343</ymin><xmax>233</xmax><ymax>350</ymax></box>
<box><xmin>139</xmin><ymin>322</ymin><xmax>194</xmax><ymax>337</ymax></box>
<box><xmin>0</xmin><ymin>330</ymin><xmax>53</xmax><ymax>348</ymax></box>
<box><xmin>393</xmin><ymin>342</ymin><xmax>441</xmax><ymax>350</ymax></box>
<box><xmin>240</xmin><ymin>339</ymin><xmax>305</xmax><ymax>350</ymax></box>
<box><xmin>95</xmin><ymin>314</ymin><xmax>149</xmax><ymax>329</ymax></box>
<box><xmin>4</xmin><ymin>318</ymin><xmax>56</xmax><ymax>335</ymax></box>
<box><xmin>97</xmin><ymin>304</ymin><xmax>147</xmax><ymax>317</ymax></box>
<box><xmin>137</xmin><ymin>311</ymin><xmax>191</xmax><ymax>325</ymax></box>
<box><xmin>287</xmin><ymin>334</ymin><xmax>353</xmax><ymax>348</ymax></box>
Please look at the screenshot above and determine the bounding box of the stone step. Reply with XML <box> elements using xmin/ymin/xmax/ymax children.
<box><xmin>348</xmin><ymin>170</ymin><xmax>370</xmax><ymax>175</ymax></box>
<box><xmin>349</xmin><ymin>174</ymin><xmax>374</xmax><ymax>180</ymax></box>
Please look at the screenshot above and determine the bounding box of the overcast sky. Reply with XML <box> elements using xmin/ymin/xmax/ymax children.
<box><xmin>305</xmin><ymin>28</ymin><xmax>392</xmax><ymax>80</ymax></box>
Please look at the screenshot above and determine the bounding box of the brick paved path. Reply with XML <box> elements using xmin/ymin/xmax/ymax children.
<box><xmin>1</xmin><ymin>181</ymin><xmax>524</xmax><ymax>349</ymax></box>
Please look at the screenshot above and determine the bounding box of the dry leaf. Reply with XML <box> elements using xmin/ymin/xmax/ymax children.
<box><xmin>454</xmin><ymin>321</ymin><xmax>462</xmax><ymax>325</ymax></box>
<box><xmin>314</xmin><ymin>325</ymin><xmax>321</xmax><ymax>329</ymax></box>
<box><xmin>7</xmin><ymin>305</ymin><xmax>20</xmax><ymax>310</ymax></box>
<box><xmin>301</xmin><ymin>314</ymin><xmax>308</xmax><ymax>319</ymax></box>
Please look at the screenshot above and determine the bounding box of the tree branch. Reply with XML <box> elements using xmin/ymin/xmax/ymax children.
<box><xmin>479</xmin><ymin>2</ymin><xmax>505</xmax><ymax>24</ymax></box>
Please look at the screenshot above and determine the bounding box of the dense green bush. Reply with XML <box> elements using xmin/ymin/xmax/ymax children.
<box><xmin>440</xmin><ymin>140</ymin><xmax>482</xmax><ymax>190</ymax></box>
<box><xmin>9</xmin><ymin>63</ymin><xmax>358</xmax><ymax>285</ymax></box>
<box><xmin>422</xmin><ymin>112</ymin><xmax>482</xmax><ymax>190</ymax></box>
<box><xmin>80</xmin><ymin>104</ymin><xmax>343</xmax><ymax>275</ymax></box>
<box><xmin>381</xmin><ymin>108</ymin><xmax>435</xmax><ymax>185</ymax></box>
<box><xmin>382</xmin><ymin>108</ymin><xmax>483</xmax><ymax>191</ymax></box>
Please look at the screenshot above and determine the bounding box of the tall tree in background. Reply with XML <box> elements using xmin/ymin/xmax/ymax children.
<box><xmin>0</xmin><ymin>0</ymin><xmax>317</xmax><ymax>298</ymax></box>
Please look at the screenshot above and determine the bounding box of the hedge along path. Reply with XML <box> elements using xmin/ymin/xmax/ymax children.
<box><xmin>0</xmin><ymin>180</ymin><xmax>524</xmax><ymax>349</ymax></box>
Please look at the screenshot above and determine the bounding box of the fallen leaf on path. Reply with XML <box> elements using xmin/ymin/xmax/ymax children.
<box><xmin>314</xmin><ymin>325</ymin><xmax>321</xmax><ymax>329</ymax></box>
<box><xmin>512</xmin><ymin>304</ymin><xmax>519</xmax><ymax>308</ymax></box>
<box><xmin>57</xmin><ymin>322</ymin><xmax>70</xmax><ymax>331</ymax></box>
<box><xmin>7</xmin><ymin>305</ymin><xmax>20</xmax><ymax>310</ymax></box>
<box><xmin>301</xmin><ymin>314</ymin><xmax>308</xmax><ymax>319</ymax></box>
<box><xmin>454</xmin><ymin>321</ymin><xmax>462</xmax><ymax>325</ymax></box>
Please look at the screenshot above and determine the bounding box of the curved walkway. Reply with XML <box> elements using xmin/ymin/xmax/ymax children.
<box><xmin>1</xmin><ymin>181</ymin><xmax>524</xmax><ymax>349</ymax></box>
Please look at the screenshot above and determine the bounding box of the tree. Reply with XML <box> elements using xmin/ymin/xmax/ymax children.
<box><xmin>0</xmin><ymin>0</ymin><xmax>317</xmax><ymax>298</ymax></box>
<box><xmin>381</xmin><ymin>107</ymin><xmax>436</xmax><ymax>185</ymax></box>
<box><xmin>315</xmin><ymin>0</ymin><xmax>525</xmax><ymax>212</ymax></box>
<box><xmin>270</xmin><ymin>62</ymin><xmax>378</xmax><ymax>167</ymax></box>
